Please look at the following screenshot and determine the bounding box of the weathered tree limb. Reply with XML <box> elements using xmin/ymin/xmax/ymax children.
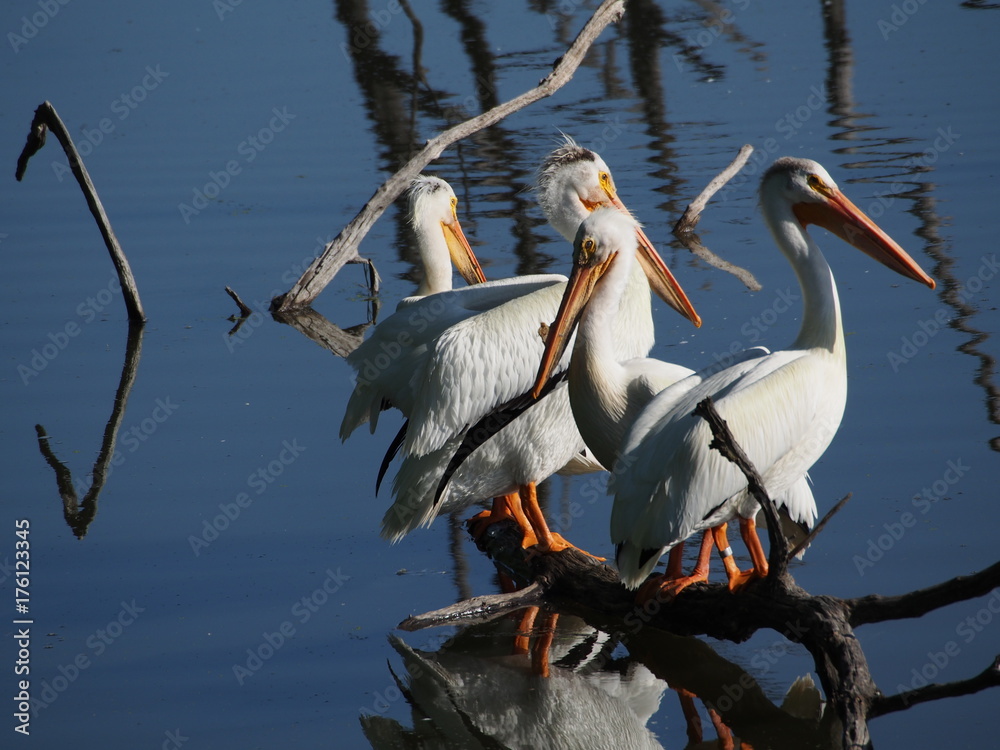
<box><xmin>672</xmin><ymin>145</ymin><xmax>761</xmax><ymax>291</ymax></box>
<box><xmin>869</xmin><ymin>655</ymin><xmax>1000</xmax><ymax>719</ymax></box>
<box><xmin>693</xmin><ymin>396</ymin><xmax>791</xmax><ymax>577</ymax></box>
<box><xmin>407</xmin><ymin>518</ymin><xmax>877</xmax><ymax>746</ymax></box>
<box><xmin>847</xmin><ymin>559</ymin><xmax>1000</xmax><ymax>627</ymax></box>
<box><xmin>225</xmin><ymin>286</ymin><xmax>253</xmax><ymax>318</ymax></box>
<box><xmin>410</xmin><ymin>516</ymin><xmax>999</xmax><ymax>748</ymax></box>
<box><xmin>16</xmin><ymin>101</ymin><xmax>146</xmax><ymax>323</ymax></box>
<box><xmin>674</xmin><ymin>144</ymin><xmax>754</xmax><ymax>234</ymax></box>
<box><xmin>398</xmin><ymin>582</ymin><xmax>544</xmax><ymax>631</ymax></box>
<box><xmin>271</xmin><ymin>0</ymin><xmax>626</xmax><ymax>312</ymax></box>
<box><xmin>401</xmin><ymin>401</ymin><xmax>1000</xmax><ymax>748</ymax></box>
<box><xmin>788</xmin><ymin>492</ymin><xmax>852</xmax><ymax>561</ymax></box>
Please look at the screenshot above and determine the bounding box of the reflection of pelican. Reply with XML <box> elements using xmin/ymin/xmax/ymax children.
<box><xmin>361</xmin><ymin>620</ymin><xmax>667</xmax><ymax>750</ymax></box>
<box><xmin>532</xmin><ymin>208</ymin><xmax>817</xmax><ymax>593</ymax></box>
<box><xmin>341</xmin><ymin>139</ymin><xmax>699</xmax><ymax>554</ymax></box>
<box><xmin>400</xmin><ymin>175</ymin><xmax>486</xmax><ymax>303</ymax></box>
<box><xmin>610</xmin><ymin>157</ymin><xmax>935</xmax><ymax>592</ymax></box>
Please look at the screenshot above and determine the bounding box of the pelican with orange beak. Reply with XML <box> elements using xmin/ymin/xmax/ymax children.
<box><xmin>603</xmin><ymin>157</ymin><xmax>935</xmax><ymax>594</ymax></box>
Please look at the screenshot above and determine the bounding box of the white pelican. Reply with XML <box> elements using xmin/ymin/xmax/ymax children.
<box><xmin>531</xmin><ymin>207</ymin><xmax>816</xmax><ymax>593</ymax></box>
<box><xmin>340</xmin><ymin>139</ymin><xmax>700</xmax><ymax>554</ymax></box>
<box><xmin>609</xmin><ymin>156</ymin><xmax>935</xmax><ymax>593</ymax></box>
<box><xmin>400</xmin><ymin>175</ymin><xmax>486</xmax><ymax>302</ymax></box>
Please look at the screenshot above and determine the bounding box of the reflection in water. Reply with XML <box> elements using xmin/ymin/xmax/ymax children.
<box><xmin>362</xmin><ymin>613</ymin><xmax>668</xmax><ymax>749</ymax></box>
<box><xmin>35</xmin><ymin>321</ymin><xmax>144</xmax><ymax>538</ymax></box>
<box><xmin>623</xmin><ymin>0</ymin><xmax>685</xmax><ymax>218</ymax></box>
<box><xmin>272</xmin><ymin>308</ymin><xmax>374</xmax><ymax>357</ymax></box>
<box><xmin>622</xmin><ymin>1</ymin><xmax>768</xmax><ymax>286</ymax></box>
<box><xmin>819</xmin><ymin>1</ymin><xmax>1000</xmax><ymax>451</ymax></box>
<box><xmin>361</xmin><ymin>608</ymin><xmax>833</xmax><ymax>749</ymax></box>
<box><xmin>334</xmin><ymin>0</ymin><xmax>552</xmax><ymax>283</ymax></box>
<box><xmin>911</xmin><ymin>190</ymin><xmax>1000</xmax><ymax>451</ymax></box>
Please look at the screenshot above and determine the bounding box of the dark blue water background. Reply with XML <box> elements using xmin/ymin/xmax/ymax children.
<box><xmin>2</xmin><ymin>1</ymin><xmax>997</xmax><ymax>747</ymax></box>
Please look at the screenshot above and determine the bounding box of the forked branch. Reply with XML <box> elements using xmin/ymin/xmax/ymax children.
<box><xmin>271</xmin><ymin>0</ymin><xmax>627</xmax><ymax>312</ymax></box>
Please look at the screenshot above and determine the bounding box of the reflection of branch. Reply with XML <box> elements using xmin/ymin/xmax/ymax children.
<box><xmin>273</xmin><ymin>0</ymin><xmax>627</xmax><ymax>312</ymax></box>
<box><xmin>676</xmin><ymin>231</ymin><xmax>762</xmax><ymax>292</ymax></box>
<box><xmin>16</xmin><ymin>101</ymin><xmax>145</xmax><ymax>322</ymax></box>
<box><xmin>35</xmin><ymin>321</ymin><xmax>145</xmax><ymax>538</ymax></box>
<box><xmin>271</xmin><ymin>308</ymin><xmax>373</xmax><ymax>358</ymax></box>
<box><xmin>672</xmin><ymin>146</ymin><xmax>761</xmax><ymax>291</ymax></box>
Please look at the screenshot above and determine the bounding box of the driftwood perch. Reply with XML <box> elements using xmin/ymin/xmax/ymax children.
<box><xmin>16</xmin><ymin>101</ymin><xmax>146</xmax><ymax>323</ymax></box>
<box><xmin>271</xmin><ymin>0</ymin><xmax>627</xmax><ymax>313</ymax></box>
<box><xmin>401</xmin><ymin>398</ymin><xmax>1000</xmax><ymax>749</ymax></box>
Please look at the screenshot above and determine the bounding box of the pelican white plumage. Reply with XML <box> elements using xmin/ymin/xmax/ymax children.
<box><xmin>531</xmin><ymin>207</ymin><xmax>815</xmax><ymax>591</ymax></box>
<box><xmin>610</xmin><ymin>156</ymin><xmax>935</xmax><ymax>592</ymax></box>
<box><xmin>401</xmin><ymin>175</ymin><xmax>486</xmax><ymax>304</ymax></box>
<box><xmin>340</xmin><ymin>139</ymin><xmax>700</xmax><ymax>552</ymax></box>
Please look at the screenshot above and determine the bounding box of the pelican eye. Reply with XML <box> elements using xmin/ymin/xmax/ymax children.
<box><xmin>598</xmin><ymin>171</ymin><xmax>613</xmax><ymax>190</ymax></box>
<box><xmin>579</xmin><ymin>237</ymin><xmax>597</xmax><ymax>262</ymax></box>
<box><xmin>806</xmin><ymin>174</ymin><xmax>824</xmax><ymax>191</ymax></box>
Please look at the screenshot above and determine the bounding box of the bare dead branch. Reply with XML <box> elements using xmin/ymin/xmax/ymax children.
<box><xmin>670</xmin><ymin>145</ymin><xmax>761</xmax><ymax>291</ymax></box>
<box><xmin>398</xmin><ymin>582</ymin><xmax>544</xmax><ymax>631</ymax></box>
<box><xmin>848</xmin><ymin>559</ymin><xmax>1000</xmax><ymax>627</ymax></box>
<box><xmin>869</xmin><ymin>655</ymin><xmax>1000</xmax><ymax>719</ymax></box>
<box><xmin>272</xmin><ymin>0</ymin><xmax>626</xmax><ymax>312</ymax></box>
<box><xmin>787</xmin><ymin>492</ymin><xmax>852</xmax><ymax>562</ymax></box>
<box><xmin>673</xmin><ymin>144</ymin><xmax>754</xmax><ymax>234</ymax></box>
<box><xmin>16</xmin><ymin>101</ymin><xmax>146</xmax><ymax>323</ymax></box>
<box><xmin>225</xmin><ymin>286</ymin><xmax>253</xmax><ymax>318</ymax></box>
<box><xmin>693</xmin><ymin>396</ymin><xmax>790</xmax><ymax>577</ymax></box>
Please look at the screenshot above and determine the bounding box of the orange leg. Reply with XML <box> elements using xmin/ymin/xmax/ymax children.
<box><xmin>637</xmin><ymin>530</ymin><xmax>714</xmax><ymax>602</ymax></box>
<box><xmin>707</xmin><ymin>706</ymin><xmax>737</xmax><ymax>750</ymax></box>
<box><xmin>665</xmin><ymin>542</ymin><xmax>686</xmax><ymax>578</ymax></box>
<box><xmin>677</xmin><ymin>689</ymin><xmax>703</xmax><ymax>745</ymax></box>
<box><xmin>511</xmin><ymin>606</ymin><xmax>558</xmax><ymax>678</ymax></box>
<box><xmin>739</xmin><ymin>516</ymin><xmax>769</xmax><ymax>578</ymax></box>
<box><xmin>467</xmin><ymin>493</ymin><xmax>538</xmax><ymax>548</ymax></box>
<box><xmin>530</xmin><ymin>610</ymin><xmax>559</xmax><ymax>678</ymax></box>
<box><xmin>519</xmin><ymin>483</ymin><xmax>605</xmax><ymax>560</ymax></box>
<box><xmin>714</xmin><ymin>522</ymin><xmax>766</xmax><ymax>592</ymax></box>
<box><xmin>512</xmin><ymin>605</ymin><xmax>539</xmax><ymax>656</ymax></box>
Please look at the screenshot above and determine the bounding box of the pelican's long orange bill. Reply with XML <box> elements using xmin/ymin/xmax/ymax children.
<box><xmin>795</xmin><ymin>189</ymin><xmax>936</xmax><ymax>290</ymax></box>
<box><xmin>531</xmin><ymin>253</ymin><xmax>616</xmax><ymax>399</ymax></box>
<box><xmin>607</xmin><ymin>193</ymin><xmax>702</xmax><ymax>327</ymax></box>
<box><xmin>442</xmin><ymin>219</ymin><xmax>487</xmax><ymax>285</ymax></box>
